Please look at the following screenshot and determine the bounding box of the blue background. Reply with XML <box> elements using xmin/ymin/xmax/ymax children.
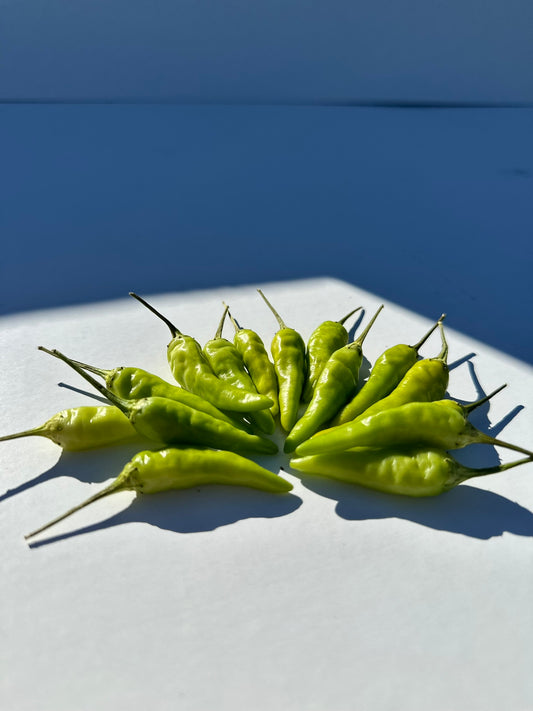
<box><xmin>1</xmin><ymin>2</ymin><xmax>532</xmax><ymax>362</ymax></box>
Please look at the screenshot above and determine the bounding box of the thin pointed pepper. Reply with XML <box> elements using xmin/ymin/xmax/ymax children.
<box><xmin>129</xmin><ymin>293</ymin><xmax>273</xmax><ymax>413</ymax></box>
<box><xmin>227</xmin><ymin>307</ymin><xmax>279</xmax><ymax>418</ymax></box>
<box><xmin>302</xmin><ymin>305</ymin><xmax>362</xmax><ymax>402</ymax></box>
<box><xmin>284</xmin><ymin>305</ymin><xmax>383</xmax><ymax>453</ymax></box>
<box><xmin>38</xmin><ymin>347</ymin><xmax>278</xmax><ymax>455</ymax></box>
<box><xmin>332</xmin><ymin>314</ymin><xmax>445</xmax><ymax>426</ymax></box>
<box><xmin>25</xmin><ymin>446</ymin><xmax>293</xmax><ymax>540</ymax></box>
<box><xmin>257</xmin><ymin>289</ymin><xmax>306</xmax><ymax>432</ymax></box>
<box><xmin>203</xmin><ymin>305</ymin><xmax>276</xmax><ymax>434</ymax></box>
<box><xmin>348</xmin><ymin>318</ymin><xmax>450</xmax><ymax>421</ymax></box>
<box><xmin>295</xmin><ymin>385</ymin><xmax>533</xmax><ymax>457</ymax></box>
<box><xmin>0</xmin><ymin>405</ymin><xmax>144</xmax><ymax>451</ymax></box>
<box><xmin>290</xmin><ymin>447</ymin><xmax>532</xmax><ymax>497</ymax></box>
<box><xmin>41</xmin><ymin>350</ymin><xmax>252</xmax><ymax>432</ymax></box>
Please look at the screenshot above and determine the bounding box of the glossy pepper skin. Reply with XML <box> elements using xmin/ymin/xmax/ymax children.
<box><xmin>0</xmin><ymin>405</ymin><xmax>143</xmax><ymax>451</ymax></box>
<box><xmin>43</xmin><ymin>351</ymin><xmax>250</xmax><ymax>432</ymax></box>
<box><xmin>302</xmin><ymin>306</ymin><xmax>362</xmax><ymax>402</ymax></box>
<box><xmin>26</xmin><ymin>446</ymin><xmax>293</xmax><ymax>540</ymax></box>
<box><xmin>203</xmin><ymin>305</ymin><xmax>276</xmax><ymax>434</ymax></box>
<box><xmin>332</xmin><ymin>315</ymin><xmax>444</xmax><ymax>426</ymax></box>
<box><xmin>284</xmin><ymin>305</ymin><xmax>383</xmax><ymax>453</ymax></box>
<box><xmin>342</xmin><ymin>319</ymin><xmax>450</xmax><ymax>424</ymax></box>
<box><xmin>294</xmin><ymin>389</ymin><xmax>532</xmax><ymax>457</ymax></box>
<box><xmin>129</xmin><ymin>293</ymin><xmax>272</xmax><ymax>414</ymax></box>
<box><xmin>290</xmin><ymin>447</ymin><xmax>532</xmax><ymax>497</ymax></box>
<box><xmin>258</xmin><ymin>290</ymin><xmax>306</xmax><ymax>432</ymax></box>
<box><xmin>228</xmin><ymin>309</ymin><xmax>279</xmax><ymax>418</ymax></box>
<box><xmin>42</xmin><ymin>348</ymin><xmax>278</xmax><ymax>456</ymax></box>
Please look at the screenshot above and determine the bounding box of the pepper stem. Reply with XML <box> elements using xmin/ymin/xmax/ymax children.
<box><xmin>463</xmin><ymin>384</ymin><xmax>507</xmax><ymax>414</ymax></box>
<box><xmin>460</xmin><ymin>454</ymin><xmax>532</xmax><ymax>482</ymax></box>
<box><xmin>24</xmin><ymin>479</ymin><xmax>127</xmax><ymax>541</ymax></box>
<box><xmin>411</xmin><ymin>314</ymin><xmax>446</xmax><ymax>352</ymax></box>
<box><xmin>257</xmin><ymin>289</ymin><xmax>287</xmax><ymax>330</ymax></box>
<box><xmin>38</xmin><ymin>347</ymin><xmax>129</xmax><ymax>414</ymax></box>
<box><xmin>353</xmin><ymin>304</ymin><xmax>384</xmax><ymax>346</ymax></box>
<box><xmin>129</xmin><ymin>292</ymin><xmax>182</xmax><ymax>338</ymax></box>
<box><xmin>473</xmin><ymin>433</ymin><xmax>533</xmax><ymax>458</ymax></box>
<box><xmin>435</xmin><ymin>318</ymin><xmax>449</xmax><ymax>364</ymax></box>
<box><xmin>336</xmin><ymin>306</ymin><xmax>362</xmax><ymax>325</ymax></box>
<box><xmin>43</xmin><ymin>352</ymin><xmax>110</xmax><ymax>380</ymax></box>
<box><xmin>214</xmin><ymin>304</ymin><xmax>230</xmax><ymax>339</ymax></box>
<box><xmin>0</xmin><ymin>426</ymin><xmax>48</xmax><ymax>443</ymax></box>
<box><xmin>224</xmin><ymin>303</ymin><xmax>242</xmax><ymax>334</ymax></box>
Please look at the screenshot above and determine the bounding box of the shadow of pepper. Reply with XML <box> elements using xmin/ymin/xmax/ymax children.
<box><xmin>27</xmin><ymin>486</ymin><xmax>303</xmax><ymax>548</ymax></box>
<box><xmin>286</xmin><ymin>358</ymin><xmax>531</xmax><ymax>540</ymax></box>
<box><xmin>0</xmin><ymin>444</ymin><xmax>151</xmax><ymax>503</ymax></box>
<box><xmin>289</xmin><ymin>470</ymin><xmax>533</xmax><ymax>540</ymax></box>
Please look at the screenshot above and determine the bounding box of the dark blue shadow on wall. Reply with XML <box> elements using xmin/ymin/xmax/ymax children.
<box><xmin>1</xmin><ymin>104</ymin><xmax>532</xmax><ymax>362</ymax></box>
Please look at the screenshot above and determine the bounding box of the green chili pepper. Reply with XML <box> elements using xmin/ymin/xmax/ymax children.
<box><xmin>290</xmin><ymin>447</ymin><xmax>532</xmax><ymax>497</ymax></box>
<box><xmin>341</xmin><ymin>318</ymin><xmax>450</xmax><ymax>424</ymax></box>
<box><xmin>0</xmin><ymin>405</ymin><xmax>143</xmax><ymax>451</ymax></box>
<box><xmin>227</xmin><ymin>307</ymin><xmax>279</xmax><ymax>418</ymax></box>
<box><xmin>284</xmin><ymin>305</ymin><xmax>383</xmax><ymax>453</ymax></box>
<box><xmin>129</xmin><ymin>293</ymin><xmax>273</xmax><ymax>414</ymax></box>
<box><xmin>203</xmin><ymin>305</ymin><xmax>276</xmax><ymax>435</ymax></box>
<box><xmin>302</xmin><ymin>305</ymin><xmax>362</xmax><ymax>402</ymax></box>
<box><xmin>332</xmin><ymin>314</ymin><xmax>445</xmax><ymax>426</ymax></box>
<box><xmin>257</xmin><ymin>289</ymin><xmax>306</xmax><ymax>432</ymax></box>
<box><xmin>39</xmin><ymin>348</ymin><xmax>278</xmax><ymax>456</ymax></box>
<box><xmin>25</xmin><ymin>446</ymin><xmax>293</xmax><ymax>540</ymax></box>
<box><xmin>41</xmin><ymin>350</ymin><xmax>252</xmax><ymax>433</ymax></box>
<box><xmin>294</xmin><ymin>385</ymin><xmax>533</xmax><ymax>457</ymax></box>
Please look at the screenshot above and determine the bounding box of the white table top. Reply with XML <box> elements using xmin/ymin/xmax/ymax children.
<box><xmin>1</xmin><ymin>278</ymin><xmax>532</xmax><ymax>711</ymax></box>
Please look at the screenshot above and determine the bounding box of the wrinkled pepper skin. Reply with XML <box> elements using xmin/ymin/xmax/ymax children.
<box><xmin>271</xmin><ymin>327</ymin><xmax>306</xmax><ymax>432</ymax></box>
<box><xmin>128</xmin><ymin>396</ymin><xmax>278</xmax><ymax>455</ymax></box>
<box><xmin>291</xmin><ymin>447</ymin><xmax>463</xmax><ymax>496</ymax></box>
<box><xmin>26</xmin><ymin>447</ymin><xmax>293</xmax><ymax>540</ymax></box>
<box><xmin>332</xmin><ymin>344</ymin><xmax>418</xmax><ymax>425</ymax></box>
<box><xmin>332</xmin><ymin>317</ymin><xmax>444</xmax><ymax>426</ymax></box>
<box><xmin>99</xmin><ymin>366</ymin><xmax>250</xmax><ymax>430</ymax></box>
<box><xmin>302</xmin><ymin>308</ymin><xmax>361</xmax><ymax>402</ymax></box>
<box><xmin>0</xmin><ymin>405</ymin><xmax>143</xmax><ymax>451</ymax></box>
<box><xmin>204</xmin><ymin>334</ymin><xmax>276</xmax><ymax>435</ymax></box>
<box><xmin>167</xmin><ymin>335</ymin><xmax>273</xmax><ymax>413</ymax></box>
<box><xmin>285</xmin><ymin>305</ymin><xmax>382</xmax><ymax>451</ymax></box>
<box><xmin>128</xmin><ymin>292</ymin><xmax>272</xmax><ymax>414</ymax></box>
<box><xmin>122</xmin><ymin>447</ymin><xmax>292</xmax><ymax>494</ymax></box>
<box><xmin>233</xmin><ymin>327</ymin><xmax>279</xmax><ymax>418</ymax></box>
<box><xmin>284</xmin><ymin>344</ymin><xmax>363</xmax><ymax>453</ymax></box>
<box><xmin>291</xmin><ymin>447</ymin><xmax>532</xmax><ymax>497</ymax></box>
<box><xmin>296</xmin><ymin>398</ymin><xmax>533</xmax><ymax>458</ymax></box>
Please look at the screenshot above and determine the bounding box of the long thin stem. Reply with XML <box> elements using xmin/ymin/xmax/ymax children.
<box><xmin>0</xmin><ymin>426</ymin><xmax>47</xmax><ymax>443</ymax></box>
<box><xmin>224</xmin><ymin>304</ymin><xmax>242</xmax><ymax>333</ymax></box>
<box><xmin>464</xmin><ymin>455</ymin><xmax>532</xmax><ymax>480</ymax></box>
<box><xmin>337</xmin><ymin>306</ymin><xmax>362</xmax><ymax>325</ymax></box>
<box><xmin>214</xmin><ymin>304</ymin><xmax>230</xmax><ymax>339</ymax></box>
<box><xmin>464</xmin><ymin>384</ymin><xmax>507</xmax><ymax>414</ymax></box>
<box><xmin>475</xmin><ymin>434</ymin><xmax>533</xmax><ymax>458</ymax></box>
<box><xmin>411</xmin><ymin>314</ymin><xmax>446</xmax><ymax>352</ymax></box>
<box><xmin>435</xmin><ymin>318</ymin><xmax>449</xmax><ymax>363</ymax></box>
<box><xmin>25</xmin><ymin>479</ymin><xmax>126</xmax><ymax>540</ymax></box>
<box><xmin>353</xmin><ymin>304</ymin><xmax>383</xmax><ymax>346</ymax></box>
<box><xmin>38</xmin><ymin>347</ymin><xmax>128</xmax><ymax>413</ymax></box>
<box><xmin>257</xmin><ymin>289</ymin><xmax>287</xmax><ymax>330</ymax></box>
<box><xmin>44</xmin><ymin>352</ymin><xmax>109</xmax><ymax>379</ymax></box>
<box><xmin>129</xmin><ymin>292</ymin><xmax>181</xmax><ymax>338</ymax></box>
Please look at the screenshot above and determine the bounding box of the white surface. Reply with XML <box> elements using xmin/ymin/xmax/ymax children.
<box><xmin>1</xmin><ymin>278</ymin><xmax>532</xmax><ymax>711</ymax></box>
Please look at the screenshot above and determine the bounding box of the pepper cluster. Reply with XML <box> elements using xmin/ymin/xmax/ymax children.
<box><xmin>3</xmin><ymin>290</ymin><xmax>531</xmax><ymax>541</ymax></box>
